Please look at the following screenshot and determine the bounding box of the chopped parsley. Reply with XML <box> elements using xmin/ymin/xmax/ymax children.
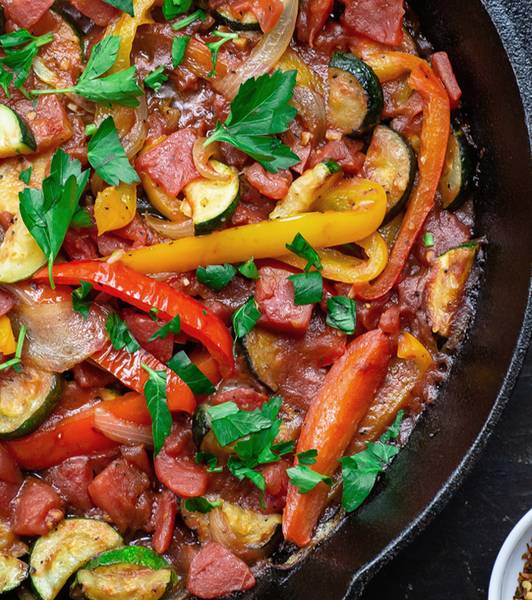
<box><xmin>326</xmin><ymin>296</ymin><xmax>356</xmax><ymax>334</ymax></box>
<box><xmin>238</xmin><ymin>258</ymin><xmax>259</xmax><ymax>280</ymax></box>
<box><xmin>148</xmin><ymin>315</ymin><xmax>181</xmax><ymax>341</ymax></box>
<box><xmin>288</xmin><ymin>271</ymin><xmax>323</xmax><ymax>305</ymax></box>
<box><xmin>232</xmin><ymin>297</ymin><xmax>261</xmax><ymax>340</ymax></box>
<box><xmin>184</xmin><ymin>497</ymin><xmax>222</xmax><ymax>513</ymax></box>
<box><xmin>163</xmin><ymin>0</ymin><xmax>193</xmax><ymax>20</ymax></box>
<box><xmin>141</xmin><ymin>364</ymin><xmax>172</xmax><ymax>454</ymax></box>
<box><xmin>172</xmin><ymin>9</ymin><xmax>207</xmax><ymax>31</ymax></box>
<box><xmin>286</xmin><ymin>465</ymin><xmax>332</xmax><ymax>494</ymax></box>
<box><xmin>171</xmin><ymin>36</ymin><xmax>190</xmax><ymax>68</ymax></box>
<box><xmin>196</xmin><ymin>264</ymin><xmax>237</xmax><ymax>291</ymax></box>
<box><xmin>103</xmin><ymin>0</ymin><xmax>134</xmax><ymax>15</ymax></box>
<box><xmin>167</xmin><ymin>351</ymin><xmax>216</xmax><ymax>395</ymax></box>
<box><xmin>206</xmin><ymin>31</ymin><xmax>238</xmax><ymax>77</ymax></box>
<box><xmin>144</xmin><ymin>66</ymin><xmax>168</xmax><ymax>91</ymax></box>
<box><xmin>106</xmin><ymin>312</ymin><xmax>141</xmax><ymax>353</ymax></box>
<box><xmin>72</xmin><ymin>281</ymin><xmax>93</xmax><ymax>319</ymax></box>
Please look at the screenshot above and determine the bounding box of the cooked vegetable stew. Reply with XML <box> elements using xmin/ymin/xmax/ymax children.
<box><xmin>0</xmin><ymin>0</ymin><xmax>479</xmax><ymax>597</ymax></box>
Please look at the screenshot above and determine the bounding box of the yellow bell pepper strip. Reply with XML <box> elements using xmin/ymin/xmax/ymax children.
<box><xmin>120</xmin><ymin>206</ymin><xmax>387</xmax><ymax>274</ymax></box>
<box><xmin>397</xmin><ymin>331</ymin><xmax>433</xmax><ymax>374</ymax></box>
<box><xmin>279</xmin><ymin>233</ymin><xmax>388</xmax><ymax>284</ymax></box>
<box><xmin>352</xmin><ymin>54</ymin><xmax>450</xmax><ymax>301</ymax></box>
<box><xmin>0</xmin><ymin>316</ymin><xmax>17</xmax><ymax>356</ymax></box>
<box><xmin>94</xmin><ymin>182</ymin><xmax>137</xmax><ymax>235</ymax></box>
<box><xmin>314</xmin><ymin>176</ymin><xmax>387</xmax><ymax>213</ymax></box>
<box><xmin>140</xmin><ymin>173</ymin><xmax>184</xmax><ymax>221</ymax></box>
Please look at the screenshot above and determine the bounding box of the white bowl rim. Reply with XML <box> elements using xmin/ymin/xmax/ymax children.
<box><xmin>489</xmin><ymin>507</ymin><xmax>532</xmax><ymax>600</ymax></box>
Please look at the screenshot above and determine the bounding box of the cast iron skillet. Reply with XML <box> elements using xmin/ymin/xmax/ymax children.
<box><xmin>243</xmin><ymin>1</ymin><xmax>532</xmax><ymax>597</ymax></box>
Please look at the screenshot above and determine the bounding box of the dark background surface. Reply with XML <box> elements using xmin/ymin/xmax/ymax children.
<box><xmin>362</xmin><ymin>345</ymin><xmax>532</xmax><ymax>600</ymax></box>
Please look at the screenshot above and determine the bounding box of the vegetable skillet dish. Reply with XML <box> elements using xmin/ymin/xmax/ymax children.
<box><xmin>0</xmin><ymin>0</ymin><xmax>480</xmax><ymax>597</ymax></box>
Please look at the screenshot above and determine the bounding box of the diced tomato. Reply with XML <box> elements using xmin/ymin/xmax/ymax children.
<box><xmin>0</xmin><ymin>482</ymin><xmax>19</xmax><ymax>519</ymax></box>
<box><xmin>211</xmin><ymin>387</ymin><xmax>268</xmax><ymax>412</ymax></box>
<box><xmin>378</xmin><ymin>304</ymin><xmax>401</xmax><ymax>336</ymax></box>
<box><xmin>15</xmin><ymin>96</ymin><xmax>72</xmax><ymax>152</ymax></box>
<box><xmin>187</xmin><ymin>542</ymin><xmax>256</xmax><ymax>599</ymax></box>
<box><xmin>13</xmin><ymin>479</ymin><xmax>64</xmax><ymax>536</ymax></box>
<box><xmin>262</xmin><ymin>460</ymin><xmax>289</xmax><ymax>497</ymax></box>
<box><xmin>0</xmin><ymin>0</ymin><xmax>54</xmax><ymax>29</ymax></box>
<box><xmin>231</xmin><ymin>184</ymin><xmax>276</xmax><ymax>226</ymax></box>
<box><xmin>120</xmin><ymin>445</ymin><xmax>153</xmax><ymax>476</ymax></box>
<box><xmin>69</xmin><ymin>0</ymin><xmax>119</xmax><ymax>26</ymax></box>
<box><xmin>136</xmin><ymin>129</ymin><xmax>200</xmax><ymax>197</ymax></box>
<box><xmin>308</xmin><ymin>139</ymin><xmax>365</xmax><ymax>175</ymax></box>
<box><xmin>0</xmin><ymin>444</ymin><xmax>21</xmax><ymax>484</ymax></box>
<box><xmin>152</xmin><ymin>490</ymin><xmax>177</xmax><ymax>554</ymax></box>
<box><xmin>45</xmin><ymin>457</ymin><xmax>94</xmax><ymax>512</ymax></box>
<box><xmin>431</xmin><ymin>51</ymin><xmax>462</xmax><ymax>109</ymax></box>
<box><xmin>121</xmin><ymin>308</ymin><xmax>175</xmax><ymax>363</ymax></box>
<box><xmin>0</xmin><ymin>290</ymin><xmax>14</xmax><ymax>318</ymax></box>
<box><xmin>341</xmin><ymin>0</ymin><xmax>405</xmax><ymax>46</ymax></box>
<box><xmin>88</xmin><ymin>458</ymin><xmax>152</xmax><ymax>532</ymax></box>
<box><xmin>72</xmin><ymin>361</ymin><xmax>117</xmax><ymax>389</ymax></box>
<box><xmin>63</xmin><ymin>228</ymin><xmax>99</xmax><ymax>261</ymax></box>
<box><xmin>247</xmin><ymin>0</ymin><xmax>283</xmax><ymax>33</ymax></box>
<box><xmin>244</xmin><ymin>163</ymin><xmax>292</xmax><ymax>200</ymax></box>
<box><xmin>255</xmin><ymin>267</ymin><xmax>313</xmax><ymax>334</ymax></box>
<box><xmin>296</xmin><ymin>0</ymin><xmax>334</xmax><ymax>45</ymax></box>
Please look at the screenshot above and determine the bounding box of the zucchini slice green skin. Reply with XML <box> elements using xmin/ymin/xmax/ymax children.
<box><xmin>439</xmin><ymin>128</ymin><xmax>474</xmax><ymax>210</ymax></box>
<box><xmin>328</xmin><ymin>52</ymin><xmax>384</xmax><ymax>136</ymax></box>
<box><xmin>0</xmin><ymin>554</ymin><xmax>28</xmax><ymax>593</ymax></box>
<box><xmin>30</xmin><ymin>518</ymin><xmax>123</xmax><ymax>600</ymax></box>
<box><xmin>192</xmin><ymin>403</ymin><xmax>212</xmax><ymax>448</ymax></box>
<box><xmin>364</xmin><ymin>125</ymin><xmax>417</xmax><ymax>223</ymax></box>
<box><xmin>82</xmin><ymin>546</ymin><xmax>173</xmax><ymax>575</ymax></box>
<box><xmin>0</xmin><ymin>105</ymin><xmax>36</xmax><ymax>159</ymax></box>
<box><xmin>213</xmin><ymin>5</ymin><xmax>260</xmax><ymax>30</ymax></box>
<box><xmin>0</xmin><ymin>367</ymin><xmax>62</xmax><ymax>440</ymax></box>
<box><xmin>241</xmin><ymin>328</ymin><xmax>280</xmax><ymax>393</ymax></box>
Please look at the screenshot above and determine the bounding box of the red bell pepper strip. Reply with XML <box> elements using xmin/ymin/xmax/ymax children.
<box><xmin>34</xmin><ymin>260</ymin><xmax>234</xmax><ymax>376</ymax></box>
<box><xmin>352</xmin><ymin>56</ymin><xmax>450</xmax><ymax>301</ymax></box>
<box><xmin>6</xmin><ymin>393</ymin><xmax>150</xmax><ymax>470</ymax></box>
<box><xmin>282</xmin><ymin>330</ymin><xmax>391</xmax><ymax>546</ymax></box>
<box><xmin>92</xmin><ymin>341</ymin><xmax>196</xmax><ymax>414</ymax></box>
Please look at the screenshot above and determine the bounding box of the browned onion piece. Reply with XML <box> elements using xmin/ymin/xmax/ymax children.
<box><xmin>94</xmin><ymin>408</ymin><xmax>153</xmax><ymax>447</ymax></box>
<box><xmin>292</xmin><ymin>85</ymin><xmax>327</xmax><ymax>142</ymax></box>
<box><xmin>193</xmin><ymin>137</ymin><xmax>229</xmax><ymax>181</ymax></box>
<box><xmin>144</xmin><ymin>215</ymin><xmax>195</xmax><ymax>240</ymax></box>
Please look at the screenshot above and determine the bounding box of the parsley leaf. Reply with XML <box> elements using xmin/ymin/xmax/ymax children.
<box><xmin>232</xmin><ymin>297</ymin><xmax>261</xmax><ymax>340</ymax></box>
<box><xmin>205</xmin><ymin>70</ymin><xmax>299</xmax><ymax>173</ymax></box>
<box><xmin>19</xmin><ymin>167</ymin><xmax>32</xmax><ymax>185</ymax></box>
<box><xmin>286</xmin><ymin>233</ymin><xmax>322</xmax><ymax>272</ymax></box>
<box><xmin>106</xmin><ymin>312</ymin><xmax>141</xmax><ymax>353</ymax></box>
<box><xmin>145</xmin><ymin>66</ymin><xmax>168</xmax><ymax>91</ymax></box>
<box><xmin>195</xmin><ymin>451</ymin><xmax>223</xmax><ymax>473</ymax></box>
<box><xmin>227</xmin><ymin>456</ymin><xmax>266</xmax><ymax>491</ymax></box>
<box><xmin>167</xmin><ymin>351</ymin><xmax>216</xmax><ymax>395</ymax></box>
<box><xmin>288</xmin><ymin>271</ymin><xmax>323</xmax><ymax>305</ymax></box>
<box><xmin>423</xmin><ymin>231</ymin><xmax>435</xmax><ymax>248</ymax></box>
<box><xmin>238</xmin><ymin>258</ymin><xmax>258</xmax><ymax>280</ymax></box>
<box><xmin>172</xmin><ymin>9</ymin><xmax>206</xmax><ymax>31</ymax></box>
<box><xmin>19</xmin><ymin>149</ymin><xmax>89</xmax><ymax>288</ymax></box>
<box><xmin>297</xmin><ymin>449</ymin><xmax>318</xmax><ymax>466</ymax></box>
<box><xmin>163</xmin><ymin>0</ymin><xmax>193</xmax><ymax>20</ymax></box>
<box><xmin>72</xmin><ymin>281</ymin><xmax>93</xmax><ymax>319</ymax></box>
<box><xmin>103</xmin><ymin>0</ymin><xmax>134</xmax><ymax>15</ymax></box>
<box><xmin>0</xmin><ymin>325</ymin><xmax>26</xmax><ymax>372</ymax></box>
<box><xmin>326</xmin><ymin>296</ymin><xmax>356</xmax><ymax>334</ymax></box>
<box><xmin>88</xmin><ymin>116</ymin><xmax>140</xmax><ymax>186</ymax></box>
<box><xmin>206</xmin><ymin>31</ymin><xmax>238</xmax><ymax>77</ymax></box>
<box><xmin>207</xmin><ymin>401</ymin><xmax>272</xmax><ymax>447</ymax></box>
<box><xmin>340</xmin><ymin>410</ymin><xmax>404</xmax><ymax>513</ymax></box>
<box><xmin>184</xmin><ymin>497</ymin><xmax>222</xmax><ymax>513</ymax></box>
<box><xmin>196</xmin><ymin>264</ymin><xmax>237</xmax><ymax>291</ymax></box>
<box><xmin>287</xmin><ymin>465</ymin><xmax>332</xmax><ymax>494</ymax></box>
<box><xmin>148</xmin><ymin>315</ymin><xmax>181</xmax><ymax>341</ymax></box>
<box><xmin>141</xmin><ymin>364</ymin><xmax>172</xmax><ymax>454</ymax></box>
<box><xmin>172</xmin><ymin>36</ymin><xmax>190</xmax><ymax>68</ymax></box>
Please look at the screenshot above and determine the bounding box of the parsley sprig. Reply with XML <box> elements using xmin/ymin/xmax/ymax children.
<box><xmin>106</xmin><ymin>313</ymin><xmax>140</xmax><ymax>353</ymax></box>
<box><xmin>0</xmin><ymin>325</ymin><xmax>27</xmax><ymax>372</ymax></box>
<box><xmin>206</xmin><ymin>31</ymin><xmax>238</xmax><ymax>77</ymax></box>
<box><xmin>286</xmin><ymin>233</ymin><xmax>324</xmax><ymax>305</ymax></box>
<box><xmin>141</xmin><ymin>364</ymin><xmax>173</xmax><ymax>454</ymax></box>
<box><xmin>103</xmin><ymin>0</ymin><xmax>134</xmax><ymax>15</ymax></box>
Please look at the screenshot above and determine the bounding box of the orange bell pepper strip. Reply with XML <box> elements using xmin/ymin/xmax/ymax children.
<box><xmin>94</xmin><ymin>183</ymin><xmax>137</xmax><ymax>235</ymax></box>
<box><xmin>352</xmin><ymin>54</ymin><xmax>450</xmax><ymax>301</ymax></box>
<box><xmin>6</xmin><ymin>392</ymin><xmax>150</xmax><ymax>470</ymax></box>
<box><xmin>0</xmin><ymin>316</ymin><xmax>17</xmax><ymax>356</ymax></box>
<box><xmin>397</xmin><ymin>331</ymin><xmax>433</xmax><ymax>374</ymax></box>
<box><xmin>282</xmin><ymin>329</ymin><xmax>392</xmax><ymax>547</ymax></box>
<box><xmin>34</xmin><ymin>261</ymin><xmax>234</xmax><ymax>377</ymax></box>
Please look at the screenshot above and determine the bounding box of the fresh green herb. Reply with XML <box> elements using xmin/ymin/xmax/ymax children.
<box><xmin>32</xmin><ymin>35</ymin><xmax>142</xmax><ymax>107</ymax></box>
<box><xmin>167</xmin><ymin>350</ymin><xmax>216</xmax><ymax>395</ymax></box>
<box><xmin>106</xmin><ymin>312</ymin><xmax>141</xmax><ymax>353</ymax></box>
<box><xmin>232</xmin><ymin>297</ymin><xmax>261</xmax><ymax>340</ymax></box>
<box><xmin>195</xmin><ymin>451</ymin><xmax>223</xmax><ymax>472</ymax></box>
<box><xmin>70</xmin><ymin>208</ymin><xmax>92</xmax><ymax>228</ymax></box>
<box><xmin>103</xmin><ymin>0</ymin><xmax>134</xmax><ymax>15</ymax></box>
<box><xmin>19</xmin><ymin>149</ymin><xmax>90</xmax><ymax>288</ymax></box>
<box><xmin>184</xmin><ymin>497</ymin><xmax>222</xmax><ymax>513</ymax></box>
<box><xmin>205</xmin><ymin>70</ymin><xmax>299</xmax><ymax>173</ymax></box>
<box><xmin>206</xmin><ymin>31</ymin><xmax>238</xmax><ymax>77</ymax></box>
<box><xmin>285</xmin><ymin>233</ymin><xmax>322</xmax><ymax>272</ymax></box>
<box><xmin>172</xmin><ymin>9</ymin><xmax>207</xmax><ymax>31</ymax></box>
<box><xmin>206</xmin><ymin>401</ymin><xmax>272</xmax><ymax>447</ymax></box>
<box><xmin>148</xmin><ymin>315</ymin><xmax>181</xmax><ymax>341</ymax></box>
<box><xmin>72</xmin><ymin>281</ymin><xmax>93</xmax><ymax>319</ymax></box>
<box><xmin>227</xmin><ymin>457</ymin><xmax>266</xmax><ymax>492</ymax></box>
<box><xmin>326</xmin><ymin>296</ymin><xmax>356</xmax><ymax>334</ymax></box>
<box><xmin>85</xmin><ymin>123</ymin><xmax>97</xmax><ymax>137</ymax></box>
<box><xmin>288</xmin><ymin>271</ymin><xmax>323</xmax><ymax>305</ymax></box>
<box><xmin>238</xmin><ymin>258</ymin><xmax>259</xmax><ymax>280</ymax></box>
<box><xmin>141</xmin><ymin>364</ymin><xmax>172</xmax><ymax>454</ymax></box>
<box><xmin>340</xmin><ymin>410</ymin><xmax>404</xmax><ymax>512</ymax></box>
<box><xmin>0</xmin><ymin>325</ymin><xmax>27</xmax><ymax>372</ymax></box>
<box><xmin>196</xmin><ymin>264</ymin><xmax>237</xmax><ymax>291</ymax></box>
<box><xmin>323</xmin><ymin>159</ymin><xmax>341</xmax><ymax>174</ymax></box>
<box><xmin>163</xmin><ymin>0</ymin><xmax>193</xmax><ymax>20</ymax></box>
<box><xmin>144</xmin><ymin>66</ymin><xmax>168</xmax><ymax>91</ymax></box>
<box><xmin>19</xmin><ymin>167</ymin><xmax>32</xmax><ymax>185</ymax></box>
<box><xmin>149</xmin><ymin>307</ymin><xmax>160</xmax><ymax>322</ymax></box>
<box><xmin>286</xmin><ymin>465</ymin><xmax>332</xmax><ymax>494</ymax></box>
<box><xmin>423</xmin><ymin>231</ymin><xmax>435</xmax><ymax>248</ymax></box>
<box><xmin>88</xmin><ymin>116</ymin><xmax>140</xmax><ymax>186</ymax></box>
<box><xmin>297</xmin><ymin>449</ymin><xmax>318</xmax><ymax>466</ymax></box>
<box><xmin>171</xmin><ymin>36</ymin><xmax>190</xmax><ymax>68</ymax></box>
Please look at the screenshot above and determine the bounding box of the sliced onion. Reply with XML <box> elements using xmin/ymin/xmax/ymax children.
<box><xmin>94</xmin><ymin>407</ymin><xmax>154</xmax><ymax>447</ymax></box>
<box><xmin>145</xmin><ymin>214</ymin><xmax>195</xmax><ymax>240</ymax></box>
<box><xmin>10</xmin><ymin>288</ymin><xmax>107</xmax><ymax>373</ymax></box>
<box><xmin>193</xmin><ymin>138</ymin><xmax>229</xmax><ymax>181</ymax></box>
<box><xmin>292</xmin><ymin>85</ymin><xmax>327</xmax><ymax>142</ymax></box>
<box><xmin>121</xmin><ymin>96</ymin><xmax>148</xmax><ymax>159</ymax></box>
<box><xmin>214</xmin><ymin>0</ymin><xmax>298</xmax><ymax>99</ymax></box>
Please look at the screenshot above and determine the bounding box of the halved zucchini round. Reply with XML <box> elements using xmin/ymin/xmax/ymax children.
<box><xmin>439</xmin><ymin>128</ymin><xmax>474</xmax><ymax>210</ymax></box>
<box><xmin>0</xmin><ymin>366</ymin><xmax>61</xmax><ymax>440</ymax></box>
<box><xmin>241</xmin><ymin>328</ymin><xmax>280</xmax><ymax>392</ymax></box>
<box><xmin>327</xmin><ymin>52</ymin><xmax>383</xmax><ymax>136</ymax></box>
<box><xmin>183</xmin><ymin>160</ymin><xmax>240</xmax><ymax>235</ymax></box>
<box><xmin>212</xmin><ymin>4</ymin><xmax>260</xmax><ymax>30</ymax></box>
<box><xmin>30</xmin><ymin>519</ymin><xmax>122</xmax><ymax>600</ymax></box>
<box><xmin>0</xmin><ymin>105</ymin><xmax>36</xmax><ymax>158</ymax></box>
<box><xmin>363</xmin><ymin>125</ymin><xmax>417</xmax><ymax>222</ymax></box>
<box><xmin>0</xmin><ymin>553</ymin><xmax>28</xmax><ymax>593</ymax></box>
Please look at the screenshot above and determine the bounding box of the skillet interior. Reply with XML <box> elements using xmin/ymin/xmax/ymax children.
<box><xmin>243</xmin><ymin>0</ymin><xmax>532</xmax><ymax>597</ymax></box>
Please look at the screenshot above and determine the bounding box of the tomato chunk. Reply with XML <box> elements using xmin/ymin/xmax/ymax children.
<box><xmin>187</xmin><ymin>542</ymin><xmax>256</xmax><ymax>599</ymax></box>
<box><xmin>15</xmin><ymin>96</ymin><xmax>72</xmax><ymax>152</ymax></box>
<box><xmin>244</xmin><ymin>163</ymin><xmax>292</xmax><ymax>200</ymax></box>
<box><xmin>69</xmin><ymin>0</ymin><xmax>119</xmax><ymax>26</ymax></box>
<box><xmin>256</xmin><ymin>267</ymin><xmax>313</xmax><ymax>334</ymax></box>
<box><xmin>431</xmin><ymin>51</ymin><xmax>462</xmax><ymax>109</ymax></box>
<box><xmin>121</xmin><ymin>308</ymin><xmax>175</xmax><ymax>364</ymax></box>
<box><xmin>13</xmin><ymin>479</ymin><xmax>64</xmax><ymax>536</ymax></box>
<box><xmin>152</xmin><ymin>490</ymin><xmax>177</xmax><ymax>554</ymax></box>
<box><xmin>342</xmin><ymin>0</ymin><xmax>405</xmax><ymax>46</ymax></box>
<box><xmin>0</xmin><ymin>444</ymin><xmax>21</xmax><ymax>484</ymax></box>
<box><xmin>248</xmin><ymin>0</ymin><xmax>283</xmax><ymax>32</ymax></box>
<box><xmin>45</xmin><ymin>457</ymin><xmax>94</xmax><ymax>512</ymax></box>
<box><xmin>0</xmin><ymin>0</ymin><xmax>54</xmax><ymax>29</ymax></box>
<box><xmin>309</xmin><ymin>139</ymin><xmax>365</xmax><ymax>175</ymax></box>
<box><xmin>136</xmin><ymin>129</ymin><xmax>200</xmax><ymax>197</ymax></box>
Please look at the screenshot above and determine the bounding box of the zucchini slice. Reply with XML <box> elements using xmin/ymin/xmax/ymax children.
<box><xmin>0</xmin><ymin>366</ymin><xmax>62</xmax><ymax>440</ymax></box>
<box><xmin>183</xmin><ymin>160</ymin><xmax>240</xmax><ymax>235</ymax></box>
<box><xmin>0</xmin><ymin>553</ymin><xmax>28</xmax><ymax>593</ymax></box>
<box><xmin>241</xmin><ymin>328</ymin><xmax>280</xmax><ymax>392</ymax></box>
<box><xmin>327</xmin><ymin>52</ymin><xmax>383</xmax><ymax>136</ymax></box>
<box><xmin>364</xmin><ymin>125</ymin><xmax>417</xmax><ymax>222</ymax></box>
<box><xmin>30</xmin><ymin>519</ymin><xmax>122</xmax><ymax>600</ymax></box>
<box><xmin>212</xmin><ymin>4</ymin><xmax>260</xmax><ymax>30</ymax></box>
<box><xmin>425</xmin><ymin>243</ymin><xmax>478</xmax><ymax>337</ymax></box>
<box><xmin>0</xmin><ymin>105</ymin><xmax>36</xmax><ymax>158</ymax></box>
<box><xmin>439</xmin><ymin>128</ymin><xmax>474</xmax><ymax>210</ymax></box>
